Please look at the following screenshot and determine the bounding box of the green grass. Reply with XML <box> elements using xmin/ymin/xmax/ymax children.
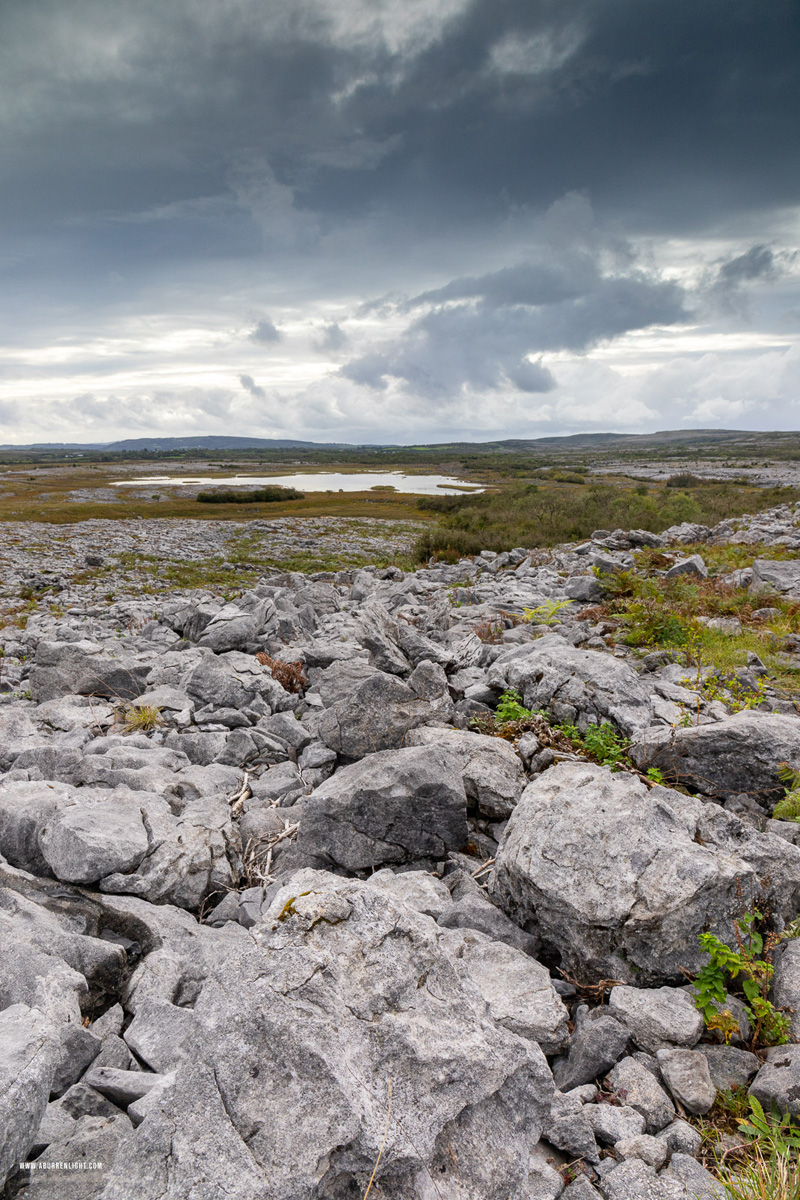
<box><xmin>415</xmin><ymin>481</ymin><xmax>800</xmax><ymax>560</ymax></box>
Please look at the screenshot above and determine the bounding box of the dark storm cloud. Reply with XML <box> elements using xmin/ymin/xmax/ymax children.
<box><xmin>1</xmin><ymin>0</ymin><xmax>799</xmax><ymax>441</ymax></box>
<box><xmin>249</xmin><ymin>318</ymin><xmax>282</xmax><ymax>344</ymax></box>
<box><xmin>1</xmin><ymin>0</ymin><xmax>799</xmax><ymax>245</ymax></box>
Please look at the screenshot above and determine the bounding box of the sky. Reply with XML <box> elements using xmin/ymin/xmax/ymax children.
<box><xmin>1</xmin><ymin>0</ymin><xmax>799</xmax><ymax>445</ymax></box>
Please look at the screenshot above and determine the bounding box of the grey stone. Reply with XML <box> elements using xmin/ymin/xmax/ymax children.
<box><xmin>614</xmin><ymin>1133</ymin><xmax>668</xmax><ymax>1168</ymax></box>
<box><xmin>39</xmin><ymin>797</ymin><xmax>150</xmax><ymax>884</ymax></box>
<box><xmin>50</xmin><ymin>1024</ymin><xmax>103</xmax><ymax>1097</ymax></box>
<box><xmin>665</xmin><ymin>555</ymin><xmax>707</xmax><ymax>579</ymax></box>
<box><xmin>547</xmin><ymin>1090</ymin><xmax>600</xmax><ymax>1162</ymax></box>
<box><xmin>563</xmin><ymin>1181</ymin><xmax>602</xmax><ymax>1200</ymax></box>
<box><xmin>294</xmin><ymin>745</ymin><xmax>468</xmax><ymax>871</ymax></box>
<box><xmin>608</xmin><ymin>986</ymin><xmax>704</xmax><ymax>1054</ymax></box>
<box><xmin>91</xmin><ymin>1032</ymin><xmax>133</xmax><ymax>1070</ymax></box>
<box><xmin>584</xmin><ymin>1102</ymin><xmax>646</xmax><ymax>1145</ymax></box>
<box><xmin>258</xmin><ymin>709</ymin><xmax>312</xmax><ymax>750</ymax></box>
<box><xmin>196</xmin><ymin>602</ymin><xmax>262</xmax><ymax>652</ymax></box>
<box><xmin>437</xmin><ymin>886</ymin><xmax>540</xmax><ymax>957</ymax></box>
<box><xmin>317</xmin><ymin>669</ymin><xmax>454</xmax><ymax>758</ymax></box>
<box><xmin>28</xmin><ymin>1101</ymin><xmax>78</xmax><ymax>1156</ymax></box>
<box><xmin>405</xmin><ymin>725</ymin><xmax>525</xmax><ymax>818</ymax></box>
<box><xmin>491</xmin><ymin>761</ymin><xmax>800</xmax><ymax>985</ymax></box>
<box><xmin>24</xmin><ymin>1113</ymin><xmax>133</xmax><ymax>1200</ymax></box>
<box><xmin>0</xmin><ymin>1003</ymin><xmax>60</xmax><ymax>1186</ymax></box>
<box><xmin>595</xmin><ymin>1158</ymin><xmax>669</xmax><ymax>1199</ymax></box>
<box><xmin>751</xmin><ymin>558</ymin><xmax>800</xmax><ymax>597</ymax></box>
<box><xmin>656</xmin><ymin>1118</ymin><xmax>702</xmax><ymax>1158</ymax></box>
<box><xmin>630</xmin><ymin>711</ymin><xmax>800</xmax><ymax>803</ymax></box>
<box><xmin>487</xmin><ymin>634</ymin><xmax>655</xmax><ymax>737</ymax></box>
<box><xmin>59</xmin><ymin>1081</ymin><xmax>121</xmax><ymax>1120</ymax></box>
<box><xmin>660</xmin><ymin>1153</ymin><xmax>725</xmax><ymax>1198</ymax></box>
<box><xmin>696</xmin><ymin>1045</ymin><xmax>760</xmax><ymax>1091</ymax></box>
<box><xmin>366</xmin><ymin>868</ymin><xmax>453</xmax><ymax>919</ymax></box>
<box><xmin>82</xmin><ymin>1066</ymin><xmax>166</xmax><ymax>1107</ymax></box>
<box><xmin>164</xmin><ymin>730</ymin><xmax>227</xmax><ymax>765</ymax></box>
<box><xmin>606</xmin><ymin>1057</ymin><xmax>675</xmax><ymax>1133</ymax></box>
<box><xmin>30</xmin><ymin>640</ymin><xmax>152</xmax><ymax>703</ymax></box>
<box><xmin>358</xmin><ymin>601</ymin><xmax>412</xmax><ymax>675</ymax></box>
<box><xmin>656</xmin><ymin>1049</ymin><xmax>716</xmax><ymax>1115</ymax></box>
<box><xmin>443</xmin><ymin>930</ymin><xmax>570</xmax><ymax>1054</ymax></box>
<box><xmin>773</xmin><ymin>939</ymin><xmax>800</xmax><ymax>1041</ymax></box>
<box><xmin>749</xmin><ymin>1042</ymin><xmax>800</xmax><ymax>1116</ymax></box>
<box><xmin>553</xmin><ymin>1012</ymin><xmax>631</xmax><ymax>1091</ymax></box>
<box><xmin>99</xmin><ymin>869</ymin><xmax>557</xmax><ymax>1198</ymax></box>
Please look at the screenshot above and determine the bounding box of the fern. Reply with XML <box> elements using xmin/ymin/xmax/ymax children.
<box><xmin>774</xmin><ymin>763</ymin><xmax>800</xmax><ymax>822</ymax></box>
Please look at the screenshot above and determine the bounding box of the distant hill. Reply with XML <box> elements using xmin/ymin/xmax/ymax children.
<box><xmin>0</xmin><ymin>436</ymin><xmax>354</xmax><ymax>451</ymax></box>
<box><xmin>0</xmin><ymin>428</ymin><xmax>794</xmax><ymax>455</ymax></box>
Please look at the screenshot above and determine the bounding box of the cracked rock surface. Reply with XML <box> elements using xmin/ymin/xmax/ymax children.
<box><xmin>1</xmin><ymin>503</ymin><xmax>800</xmax><ymax>1196</ymax></box>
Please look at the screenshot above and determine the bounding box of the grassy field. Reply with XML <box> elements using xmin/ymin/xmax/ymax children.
<box><xmin>1</xmin><ymin>458</ymin><xmax>799</xmax><ymax>571</ymax></box>
<box><xmin>0</xmin><ymin>461</ymin><xmax>436</xmax><ymax>525</ymax></box>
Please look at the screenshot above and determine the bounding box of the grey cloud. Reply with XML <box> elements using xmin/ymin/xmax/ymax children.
<box><xmin>507</xmin><ymin>358</ymin><xmax>557</xmax><ymax>393</ymax></box>
<box><xmin>717</xmin><ymin>245</ymin><xmax>778</xmax><ymax>289</ymax></box>
<box><xmin>239</xmin><ymin>373</ymin><xmax>267</xmax><ymax>401</ymax></box>
<box><xmin>316</xmin><ymin>322</ymin><xmax>349</xmax><ymax>352</ymax></box>
<box><xmin>249</xmin><ymin>317</ymin><xmax>282</xmax><ymax>344</ymax></box>
<box><xmin>341</xmin><ymin>199</ymin><xmax>688</xmax><ymax>399</ymax></box>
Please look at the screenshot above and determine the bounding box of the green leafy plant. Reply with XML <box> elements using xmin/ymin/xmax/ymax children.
<box><xmin>774</xmin><ymin>764</ymin><xmax>800</xmax><ymax>822</ymax></box>
<box><xmin>581</xmin><ymin>721</ymin><xmax>630</xmax><ymax>768</ymax></box>
<box><xmin>494</xmin><ymin>689</ymin><xmax>532</xmax><ymax>724</ymax></box>
<box><xmin>738</xmin><ymin>1095</ymin><xmax>800</xmax><ymax>1159</ymax></box>
<box><xmin>559</xmin><ymin>720</ymin><xmax>630</xmax><ymax>770</ymax></box>
<box><xmin>522</xmin><ymin>598</ymin><xmax>573</xmax><ymax>625</ymax></box>
<box><xmin>646</xmin><ymin>767</ymin><xmax>665</xmax><ymax>784</ymax></box>
<box><xmin>693</xmin><ymin>911</ymin><xmax>793</xmax><ymax>1048</ymax></box>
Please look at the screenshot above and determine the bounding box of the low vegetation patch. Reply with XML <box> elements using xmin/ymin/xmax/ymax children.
<box><xmin>196</xmin><ymin>486</ymin><xmax>305</xmax><ymax>503</ymax></box>
<box><xmin>691</xmin><ymin>908</ymin><xmax>797</xmax><ymax>1048</ymax></box>
<box><xmin>118</xmin><ymin>703</ymin><xmax>164</xmax><ymax>733</ymax></box>
<box><xmin>415</xmin><ymin>480</ymin><xmax>800</xmax><ymax>561</ymax></box>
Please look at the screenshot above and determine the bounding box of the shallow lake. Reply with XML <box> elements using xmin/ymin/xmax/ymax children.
<box><xmin>112</xmin><ymin>471</ymin><xmax>484</xmax><ymax>495</ymax></box>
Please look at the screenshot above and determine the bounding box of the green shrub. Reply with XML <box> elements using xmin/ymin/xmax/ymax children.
<box><xmin>196</xmin><ymin>486</ymin><xmax>304</xmax><ymax>504</ymax></box>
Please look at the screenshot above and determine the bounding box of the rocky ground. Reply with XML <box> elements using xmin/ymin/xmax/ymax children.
<box><xmin>3</xmin><ymin>506</ymin><xmax>800</xmax><ymax>1198</ymax></box>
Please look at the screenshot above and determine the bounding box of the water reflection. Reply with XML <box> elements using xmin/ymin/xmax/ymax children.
<box><xmin>112</xmin><ymin>471</ymin><xmax>484</xmax><ymax>495</ymax></box>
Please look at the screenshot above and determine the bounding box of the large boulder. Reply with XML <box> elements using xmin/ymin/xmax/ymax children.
<box><xmin>0</xmin><ymin>710</ymin><xmax>50</xmax><ymax>772</ymax></box>
<box><xmin>196</xmin><ymin>599</ymin><xmax>273</xmax><ymax>653</ymax></box>
<box><xmin>30</xmin><ymin>641</ymin><xmax>152</xmax><ymax>703</ymax></box>
<box><xmin>487</xmin><ymin>635</ymin><xmax>654</xmax><ymax>736</ymax></box>
<box><xmin>750</xmin><ymin>558</ymin><xmax>800</xmax><ymax>597</ymax></box>
<box><xmin>97</xmin><ymin>871</ymin><xmax>556</xmax><ymax>1199</ymax></box>
<box><xmin>630</xmin><ymin>711</ymin><xmax>800</xmax><ymax>804</ymax></box>
<box><xmin>405</xmin><ymin>726</ymin><xmax>525</xmax><ymax>818</ymax></box>
<box><xmin>0</xmin><ymin>1004</ymin><xmax>62</xmax><ymax>1184</ymax></box>
<box><xmin>490</xmin><ymin>761</ymin><xmax>800</xmax><ymax>984</ymax></box>
<box><xmin>293</xmin><ymin>745</ymin><xmax>468</xmax><ymax>871</ymax></box>
<box><xmin>0</xmin><ymin>783</ymin><xmax>239</xmax><ymax>910</ymax></box>
<box><xmin>317</xmin><ymin>666</ymin><xmax>454</xmax><ymax>758</ymax></box>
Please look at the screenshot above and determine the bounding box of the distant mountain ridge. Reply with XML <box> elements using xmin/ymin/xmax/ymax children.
<box><xmin>0</xmin><ymin>436</ymin><xmax>355</xmax><ymax>451</ymax></box>
<box><xmin>0</xmin><ymin>428</ymin><xmax>788</xmax><ymax>453</ymax></box>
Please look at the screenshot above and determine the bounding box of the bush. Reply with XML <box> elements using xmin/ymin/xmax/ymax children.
<box><xmin>197</xmin><ymin>486</ymin><xmax>304</xmax><ymax>504</ymax></box>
